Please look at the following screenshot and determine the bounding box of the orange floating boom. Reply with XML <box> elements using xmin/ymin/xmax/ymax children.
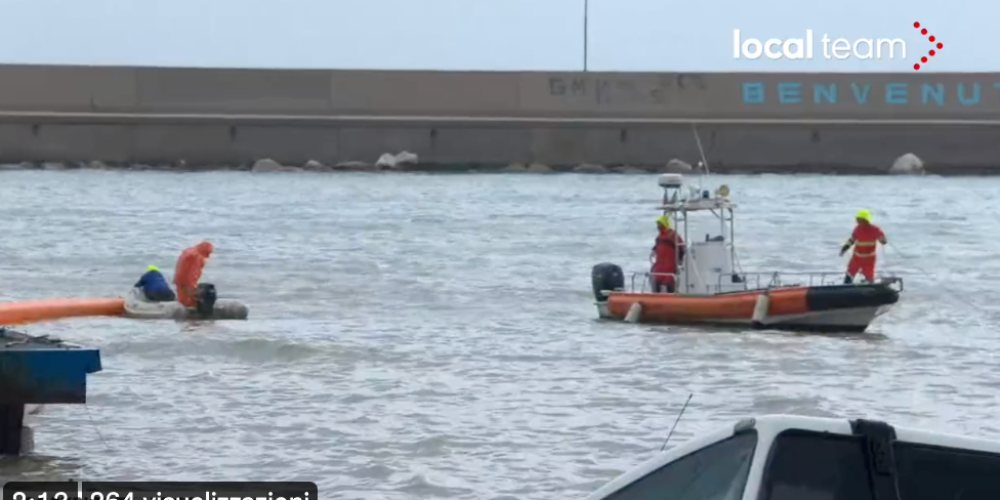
<box><xmin>0</xmin><ymin>298</ymin><xmax>125</xmax><ymax>325</ymax></box>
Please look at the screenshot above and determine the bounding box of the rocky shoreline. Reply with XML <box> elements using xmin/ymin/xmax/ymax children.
<box><xmin>0</xmin><ymin>152</ymin><xmax>938</xmax><ymax>176</ymax></box>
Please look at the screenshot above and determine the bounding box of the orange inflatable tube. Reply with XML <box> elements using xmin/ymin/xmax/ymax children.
<box><xmin>0</xmin><ymin>298</ymin><xmax>125</xmax><ymax>325</ymax></box>
<box><xmin>607</xmin><ymin>287</ymin><xmax>809</xmax><ymax>323</ymax></box>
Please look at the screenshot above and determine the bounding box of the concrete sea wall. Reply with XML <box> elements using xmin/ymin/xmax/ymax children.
<box><xmin>1</xmin><ymin>64</ymin><xmax>1000</xmax><ymax>174</ymax></box>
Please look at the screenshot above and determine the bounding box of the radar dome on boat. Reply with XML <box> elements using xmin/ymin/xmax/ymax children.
<box><xmin>658</xmin><ymin>173</ymin><xmax>684</xmax><ymax>188</ymax></box>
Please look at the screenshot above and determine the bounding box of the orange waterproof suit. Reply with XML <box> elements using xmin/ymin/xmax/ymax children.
<box><xmin>651</xmin><ymin>220</ymin><xmax>685</xmax><ymax>292</ymax></box>
<box><xmin>841</xmin><ymin>222</ymin><xmax>886</xmax><ymax>283</ymax></box>
<box><xmin>174</xmin><ymin>241</ymin><xmax>213</xmax><ymax>307</ymax></box>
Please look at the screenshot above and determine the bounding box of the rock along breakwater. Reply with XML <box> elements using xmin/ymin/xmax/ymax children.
<box><xmin>0</xmin><ymin>153</ymin><xmax>930</xmax><ymax>176</ymax></box>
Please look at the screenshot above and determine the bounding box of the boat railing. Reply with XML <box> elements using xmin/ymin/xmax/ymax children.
<box><xmin>624</xmin><ymin>271</ymin><xmax>903</xmax><ymax>294</ymax></box>
<box><xmin>629</xmin><ymin>272</ymin><xmax>678</xmax><ymax>293</ymax></box>
<box><xmin>728</xmin><ymin>271</ymin><xmax>844</xmax><ymax>290</ymax></box>
<box><xmin>728</xmin><ymin>271</ymin><xmax>904</xmax><ymax>291</ymax></box>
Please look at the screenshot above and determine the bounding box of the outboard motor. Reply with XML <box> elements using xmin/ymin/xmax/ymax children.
<box><xmin>195</xmin><ymin>283</ymin><xmax>217</xmax><ymax>317</ymax></box>
<box><xmin>591</xmin><ymin>263</ymin><xmax>624</xmax><ymax>302</ymax></box>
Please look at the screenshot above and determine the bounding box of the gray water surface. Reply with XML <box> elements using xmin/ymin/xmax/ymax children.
<box><xmin>1</xmin><ymin>170</ymin><xmax>999</xmax><ymax>499</ymax></box>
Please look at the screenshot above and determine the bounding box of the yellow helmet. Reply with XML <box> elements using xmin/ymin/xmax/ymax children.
<box><xmin>147</xmin><ymin>265</ymin><xmax>160</xmax><ymax>272</ymax></box>
<box><xmin>656</xmin><ymin>215</ymin><xmax>671</xmax><ymax>229</ymax></box>
<box><xmin>855</xmin><ymin>209</ymin><xmax>872</xmax><ymax>222</ymax></box>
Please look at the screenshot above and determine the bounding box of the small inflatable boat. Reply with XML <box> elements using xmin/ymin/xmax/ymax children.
<box><xmin>123</xmin><ymin>287</ymin><xmax>249</xmax><ymax>321</ymax></box>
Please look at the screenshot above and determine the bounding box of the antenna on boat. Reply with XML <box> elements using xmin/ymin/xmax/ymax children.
<box><xmin>691</xmin><ymin>123</ymin><xmax>711</xmax><ymax>176</ymax></box>
<box><xmin>660</xmin><ymin>392</ymin><xmax>694</xmax><ymax>451</ymax></box>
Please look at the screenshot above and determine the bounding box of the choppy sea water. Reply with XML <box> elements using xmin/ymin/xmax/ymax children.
<box><xmin>1</xmin><ymin>170</ymin><xmax>999</xmax><ymax>499</ymax></box>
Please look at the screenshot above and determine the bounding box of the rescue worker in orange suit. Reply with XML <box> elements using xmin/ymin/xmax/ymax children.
<box><xmin>650</xmin><ymin>215</ymin><xmax>685</xmax><ymax>293</ymax></box>
<box><xmin>174</xmin><ymin>240</ymin><xmax>214</xmax><ymax>309</ymax></box>
<box><xmin>840</xmin><ymin>209</ymin><xmax>887</xmax><ymax>284</ymax></box>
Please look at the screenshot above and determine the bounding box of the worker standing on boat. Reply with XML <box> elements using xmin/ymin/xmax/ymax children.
<box><xmin>840</xmin><ymin>210</ymin><xmax>887</xmax><ymax>284</ymax></box>
<box><xmin>651</xmin><ymin>215</ymin><xmax>685</xmax><ymax>293</ymax></box>
<box><xmin>174</xmin><ymin>240</ymin><xmax>214</xmax><ymax>309</ymax></box>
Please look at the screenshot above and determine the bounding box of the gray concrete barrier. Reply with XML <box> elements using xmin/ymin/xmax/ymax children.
<box><xmin>0</xmin><ymin>64</ymin><xmax>997</xmax><ymax>172</ymax></box>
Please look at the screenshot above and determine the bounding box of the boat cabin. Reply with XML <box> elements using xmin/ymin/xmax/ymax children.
<box><xmin>586</xmin><ymin>414</ymin><xmax>1000</xmax><ymax>500</ymax></box>
<box><xmin>656</xmin><ymin>173</ymin><xmax>744</xmax><ymax>295</ymax></box>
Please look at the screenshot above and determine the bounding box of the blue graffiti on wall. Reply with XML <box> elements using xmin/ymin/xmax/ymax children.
<box><xmin>741</xmin><ymin>81</ymin><xmax>1000</xmax><ymax>107</ymax></box>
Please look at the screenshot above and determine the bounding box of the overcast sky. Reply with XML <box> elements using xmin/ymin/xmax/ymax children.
<box><xmin>0</xmin><ymin>0</ymin><xmax>989</xmax><ymax>72</ymax></box>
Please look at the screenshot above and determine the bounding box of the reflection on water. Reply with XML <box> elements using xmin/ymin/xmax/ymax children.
<box><xmin>1</xmin><ymin>170</ymin><xmax>999</xmax><ymax>498</ymax></box>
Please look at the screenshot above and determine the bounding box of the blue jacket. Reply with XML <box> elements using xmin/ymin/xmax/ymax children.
<box><xmin>135</xmin><ymin>270</ymin><xmax>173</xmax><ymax>296</ymax></box>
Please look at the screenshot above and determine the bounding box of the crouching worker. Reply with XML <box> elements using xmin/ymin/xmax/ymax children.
<box><xmin>135</xmin><ymin>265</ymin><xmax>176</xmax><ymax>302</ymax></box>
<box><xmin>174</xmin><ymin>240</ymin><xmax>218</xmax><ymax>317</ymax></box>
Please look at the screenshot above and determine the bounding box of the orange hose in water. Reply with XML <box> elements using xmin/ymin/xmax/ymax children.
<box><xmin>0</xmin><ymin>298</ymin><xmax>125</xmax><ymax>325</ymax></box>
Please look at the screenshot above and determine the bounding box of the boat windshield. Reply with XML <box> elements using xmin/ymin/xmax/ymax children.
<box><xmin>603</xmin><ymin>431</ymin><xmax>756</xmax><ymax>500</ymax></box>
<box><xmin>761</xmin><ymin>429</ymin><xmax>1000</xmax><ymax>500</ymax></box>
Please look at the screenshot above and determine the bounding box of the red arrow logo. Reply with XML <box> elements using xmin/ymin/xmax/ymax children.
<box><xmin>912</xmin><ymin>21</ymin><xmax>943</xmax><ymax>71</ymax></box>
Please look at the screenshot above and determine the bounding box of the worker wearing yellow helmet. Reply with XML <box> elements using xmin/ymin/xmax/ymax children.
<box><xmin>650</xmin><ymin>214</ymin><xmax>685</xmax><ymax>293</ymax></box>
<box><xmin>134</xmin><ymin>264</ymin><xmax>177</xmax><ymax>302</ymax></box>
<box><xmin>839</xmin><ymin>209</ymin><xmax>887</xmax><ymax>284</ymax></box>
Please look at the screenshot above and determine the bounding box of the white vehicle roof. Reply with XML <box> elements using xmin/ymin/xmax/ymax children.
<box><xmin>586</xmin><ymin>413</ymin><xmax>1000</xmax><ymax>500</ymax></box>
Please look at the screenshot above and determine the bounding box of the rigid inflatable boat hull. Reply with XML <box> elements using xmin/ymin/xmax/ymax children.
<box><xmin>710</xmin><ymin>305</ymin><xmax>894</xmax><ymax>333</ymax></box>
<box><xmin>601</xmin><ymin>284</ymin><xmax>898</xmax><ymax>333</ymax></box>
<box><xmin>122</xmin><ymin>288</ymin><xmax>248</xmax><ymax>321</ymax></box>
